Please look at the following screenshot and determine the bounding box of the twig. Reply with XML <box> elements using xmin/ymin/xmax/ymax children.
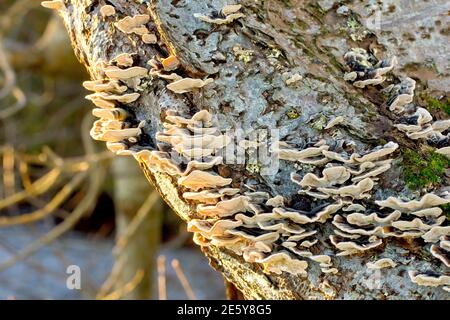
<box><xmin>100</xmin><ymin>269</ymin><xmax>145</xmax><ymax>300</ymax></box>
<box><xmin>157</xmin><ymin>255</ymin><xmax>167</xmax><ymax>300</ymax></box>
<box><xmin>113</xmin><ymin>191</ymin><xmax>160</xmax><ymax>255</ymax></box>
<box><xmin>0</xmin><ymin>168</ymin><xmax>61</xmax><ymax>210</ymax></box>
<box><xmin>0</xmin><ymin>171</ymin><xmax>87</xmax><ymax>226</ymax></box>
<box><xmin>171</xmin><ymin>258</ymin><xmax>197</xmax><ymax>300</ymax></box>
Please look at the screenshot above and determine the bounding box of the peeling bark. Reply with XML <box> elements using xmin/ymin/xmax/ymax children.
<box><xmin>53</xmin><ymin>0</ymin><xmax>449</xmax><ymax>299</ymax></box>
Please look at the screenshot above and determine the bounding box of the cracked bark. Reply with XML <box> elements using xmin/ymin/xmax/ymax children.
<box><xmin>55</xmin><ymin>0</ymin><xmax>449</xmax><ymax>299</ymax></box>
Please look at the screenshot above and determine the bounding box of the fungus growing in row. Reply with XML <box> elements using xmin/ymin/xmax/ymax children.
<box><xmin>178</xmin><ymin>170</ymin><xmax>232</xmax><ymax>191</ymax></box>
<box><xmin>112</xmin><ymin>53</ymin><xmax>134</xmax><ymax>68</ymax></box>
<box><xmin>100</xmin><ymin>5</ymin><xmax>115</xmax><ymax>18</ymax></box>
<box><xmin>408</xmin><ymin>271</ymin><xmax>450</xmax><ymax>287</ymax></box>
<box><xmin>142</xmin><ymin>33</ymin><xmax>157</xmax><ymax>44</ymax></box>
<box><xmin>197</xmin><ymin>196</ymin><xmax>250</xmax><ymax>217</ymax></box>
<box><xmin>330</xmin><ymin>235</ymin><xmax>383</xmax><ymax>256</ymax></box>
<box><xmin>385</xmin><ymin>77</ymin><xmax>416</xmax><ymax>113</ymax></box>
<box><xmin>104</xmin><ymin>66</ymin><xmax>149</xmax><ymax>80</ymax></box>
<box><xmin>343</xmin><ymin>48</ymin><xmax>397</xmax><ymax>88</ymax></box>
<box><xmin>194</xmin><ymin>4</ymin><xmax>245</xmax><ymax>25</ymax></box>
<box><xmin>41</xmin><ymin>0</ymin><xmax>65</xmax><ymax>10</ymax></box>
<box><xmin>83</xmin><ymin>80</ymin><xmax>128</xmax><ymax>94</ymax></box>
<box><xmin>422</xmin><ymin>226</ymin><xmax>450</xmax><ymax>243</ymax></box>
<box><xmin>396</xmin><ymin>107</ymin><xmax>450</xmax><ymax>141</ymax></box>
<box><xmin>166</xmin><ymin>78</ymin><xmax>214</xmax><ymax>94</ymax></box>
<box><xmin>115</xmin><ymin>14</ymin><xmax>150</xmax><ymax>35</ymax></box>
<box><xmin>366</xmin><ymin>258</ymin><xmax>397</xmax><ymax>269</ymax></box>
<box><xmin>271</xmin><ymin>141</ymin><xmax>329</xmax><ymax>164</ymax></box>
<box><xmin>92</xmin><ymin>108</ymin><xmax>129</xmax><ymax>121</ymax></box>
<box><xmin>86</xmin><ymin>92</ymin><xmax>140</xmax><ymax>104</ymax></box>
<box><xmin>430</xmin><ymin>244</ymin><xmax>450</xmax><ymax>267</ymax></box>
<box><xmin>375</xmin><ymin>193</ymin><xmax>450</xmax><ymax>212</ymax></box>
<box><xmin>254</xmin><ymin>252</ymin><xmax>308</xmax><ymax>276</ymax></box>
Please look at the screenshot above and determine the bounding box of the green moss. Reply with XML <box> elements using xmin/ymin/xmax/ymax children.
<box><xmin>246</xmin><ymin>162</ymin><xmax>261</xmax><ymax>174</ymax></box>
<box><xmin>424</xmin><ymin>96</ymin><xmax>450</xmax><ymax>115</ymax></box>
<box><xmin>402</xmin><ymin>149</ymin><xmax>450</xmax><ymax>190</ymax></box>
<box><xmin>286</xmin><ymin>108</ymin><xmax>300</xmax><ymax>119</ymax></box>
<box><xmin>442</xmin><ymin>204</ymin><xmax>450</xmax><ymax>221</ymax></box>
<box><xmin>311</xmin><ymin>115</ymin><xmax>327</xmax><ymax>130</ymax></box>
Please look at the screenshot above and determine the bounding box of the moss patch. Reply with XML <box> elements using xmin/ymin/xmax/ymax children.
<box><xmin>402</xmin><ymin>149</ymin><xmax>450</xmax><ymax>190</ymax></box>
<box><xmin>424</xmin><ymin>96</ymin><xmax>450</xmax><ymax>115</ymax></box>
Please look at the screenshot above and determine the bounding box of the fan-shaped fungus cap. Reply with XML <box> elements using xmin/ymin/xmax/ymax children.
<box><xmin>178</xmin><ymin>170</ymin><xmax>232</xmax><ymax>191</ymax></box>
<box><xmin>430</xmin><ymin>245</ymin><xmax>450</xmax><ymax>267</ymax></box>
<box><xmin>292</xmin><ymin>166</ymin><xmax>350</xmax><ymax>189</ymax></box>
<box><xmin>376</xmin><ymin>193</ymin><xmax>450</xmax><ymax>212</ymax></box>
<box><xmin>332</xmin><ymin>215</ymin><xmax>384</xmax><ymax>236</ymax></box>
<box><xmin>115</xmin><ymin>14</ymin><xmax>150</xmax><ymax>34</ymax></box>
<box><xmin>166</xmin><ymin>78</ymin><xmax>214</xmax><ymax>94</ymax></box>
<box><xmin>41</xmin><ymin>0</ymin><xmax>65</xmax><ymax>10</ymax></box>
<box><xmin>112</xmin><ymin>53</ymin><xmax>134</xmax><ymax>67</ymax></box>
<box><xmin>194</xmin><ymin>4</ymin><xmax>245</xmax><ymax>25</ymax></box>
<box><xmin>272</xmin><ymin>142</ymin><xmax>329</xmax><ymax>164</ymax></box>
<box><xmin>408</xmin><ymin>271</ymin><xmax>450</xmax><ymax>287</ymax></box>
<box><xmin>142</xmin><ymin>33</ymin><xmax>157</xmax><ymax>44</ymax></box>
<box><xmin>366</xmin><ymin>258</ymin><xmax>397</xmax><ymax>269</ymax></box>
<box><xmin>83</xmin><ymin>80</ymin><xmax>128</xmax><ymax>94</ymax></box>
<box><xmin>197</xmin><ymin>196</ymin><xmax>250</xmax><ymax>217</ymax></box>
<box><xmin>187</xmin><ymin>219</ymin><xmax>242</xmax><ymax>237</ymax></box>
<box><xmin>391</xmin><ymin>216</ymin><xmax>445</xmax><ymax>231</ymax></box>
<box><xmin>346</xmin><ymin>210</ymin><xmax>402</xmax><ymax>226</ymax></box>
<box><xmin>273</xmin><ymin>201</ymin><xmax>343</xmax><ymax>224</ymax></box>
<box><xmin>317</xmin><ymin>177</ymin><xmax>375</xmax><ymax>200</ymax></box>
<box><xmin>104</xmin><ymin>66</ymin><xmax>148</xmax><ymax>80</ymax></box>
<box><xmin>422</xmin><ymin>226</ymin><xmax>450</xmax><ymax>243</ymax></box>
<box><xmin>254</xmin><ymin>252</ymin><xmax>308</xmax><ymax>276</ymax></box>
<box><xmin>330</xmin><ymin>235</ymin><xmax>383</xmax><ymax>256</ymax></box>
<box><xmin>100</xmin><ymin>5</ymin><xmax>115</xmax><ymax>17</ymax></box>
<box><xmin>86</xmin><ymin>92</ymin><xmax>140</xmax><ymax>104</ymax></box>
<box><xmin>161</xmin><ymin>55</ymin><xmax>180</xmax><ymax>71</ymax></box>
<box><xmin>92</xmin><ymin>108</ymin><xmax>129</xmax><ymax>121</ymax></box>
<box><xmin>265</xmin><ymin>195</ymin><xmax>285</xmax><ymax>207</ymax></box>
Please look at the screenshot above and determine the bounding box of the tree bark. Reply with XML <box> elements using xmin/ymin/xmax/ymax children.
<box><xmin>54</xmin><ymin>0</ymin><xmax>449</xmax><ymax>299</ymax></box>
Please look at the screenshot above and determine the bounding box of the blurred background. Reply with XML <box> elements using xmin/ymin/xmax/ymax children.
<box><xmin>0</xmin><ymin>0</ymin><xmax>225</xmax><ymax>299</ymax></box>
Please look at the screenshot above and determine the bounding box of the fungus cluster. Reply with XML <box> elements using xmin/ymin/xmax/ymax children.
<box><xmin>115</xmin><ymin>14</ymin><xmax>157</xmax><ymax>44</ymax></box>
<box><xmin>56</xmin><ymin>1</ymin><xmax>449</xmax><ymax>286</ymax></box>
<box><xmin>83</xmin><ymin>53</ymin><xmax>150</xmax><ymax>152</ymax></box>
<box><xmin>343</xmin><ymin>48</ymin><xmax>397</xmax><ymax>88</ymax></box>
<box><xmin>148</xmin><ymin>57</ymin><xmax>213</xmax><ymax>94</ymax></box>
<box><xmin>281</xmin><ymin>141</ymin><xmax>402</xmax><ymax>255</ymax></box>
<box><xmin>141</xmin><ymin>111</ymin><xmax>349</xmax><ymax>276</ymax></box>
<box><xmin>395</xmin><ymin>107</ymin><xmax>450</xmax><ymax>153</ymax></box>
<box><xmin>41</xmin><ymin>0</ymin><xmax>65</xmax><ymax>11</ymax></box>
<box><xmin>385</xmin><ymin>77</ymin><xmax>416</xmax><ymax>114</ymax></box>
<box><xmin>194</xmin><ymin>4</ymin><xmax>244</xmax><ymax>25</ymax></box>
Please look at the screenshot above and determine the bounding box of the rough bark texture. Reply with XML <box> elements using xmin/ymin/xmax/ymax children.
<box><xmin>55</xmin><ymin>0</ymin><xmax>449</xmax><ymax>299</ymax></box>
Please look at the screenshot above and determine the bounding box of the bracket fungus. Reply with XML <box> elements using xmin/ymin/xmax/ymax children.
<box><xmin>343</xmin><ymin>48</ymin><xmax>397</xmax><ymax>88</ymax></box>
<box><xmin>41</xmin><ymin>0</ymin><xmax>65</xmax><ymax>10</ymax></box>
<box><xmin>386</xmin><ymin>77</ymin><xmax>416</xmax><ymax>114</ymax></box>
<box><xmin>408</xmin><ymin>271</ymin><xmax>450</xmax><ymax>288</ymax></box>
<box><xmin>366</xmin><ymin>258</ymin><xmax>397</xmax><ymax>269</ymax></box>
<box><xmin>100</xmin><ymin>5</ymin><xmax>115</xmax><ymax>18</ymax></box>
<box><xmin>194</xmin><ymin>4</ymin><xmax>245</xmax><ymax>25</ymax></box>
<box><xmin>115</xmin><ymin>14</ymin><xmax>150</xmax><ymax>35</ymax></box>
<box><xmin>166</xmin><ymin>78</ymin><xmax>214</xmax><ymax>94</ymax></box>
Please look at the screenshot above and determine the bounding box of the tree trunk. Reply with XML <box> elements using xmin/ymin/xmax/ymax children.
<box><xmin>52</xmin><ymin>0</ymin><xmax>449</xmax><ymax>299</ymax></box>
<box><xmin>111</xmin><ymin>156</ymin><xmax>162</xmax><ymax>299</ymax></box>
